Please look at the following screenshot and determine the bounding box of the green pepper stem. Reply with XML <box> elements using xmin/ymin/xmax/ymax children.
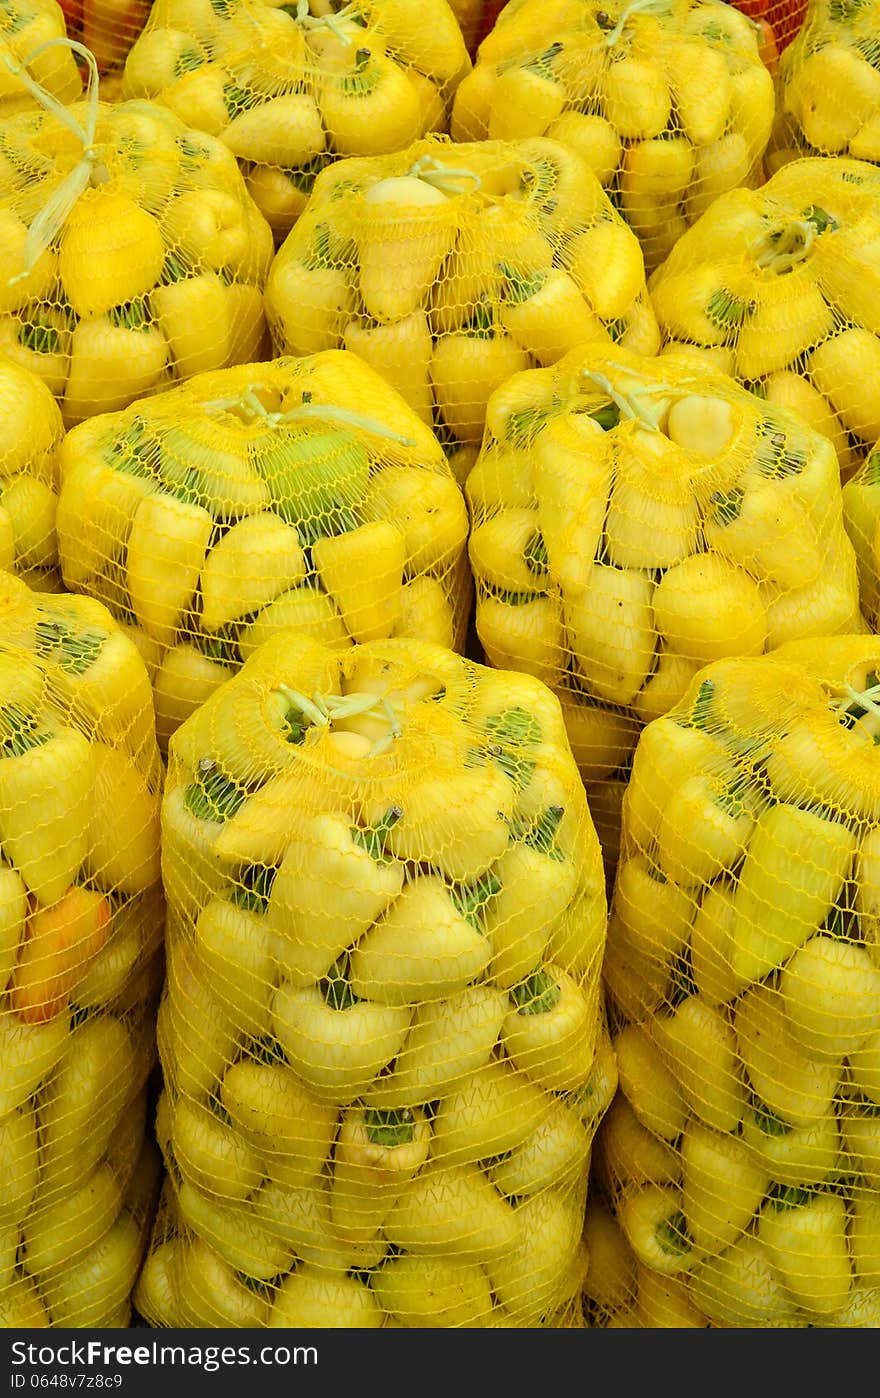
<box><xmin>510</xmin><ymin>967</ymin><xmax>562</xmax><ymax>1016</ymax></box>
<box><xmin>363</xmin><ymin>1106</ymin><xmax>416</xmax><ymax>1148</ymax></box>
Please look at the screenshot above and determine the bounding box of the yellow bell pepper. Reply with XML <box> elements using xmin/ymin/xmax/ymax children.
<box><xmin>364</xmin><ymin>983</ymin><xmax>507</xmax><ymax>1110</ymax></box>
<box><xmin>172</xmin><ymin>1094</ymin><xmax>263</xmax><ymax>1201</ymax></box>
<box><xmin>613</xmin><ymin>852</ymin><xmax>694</xmax><ymax>972</ymax></box>
<box><xmin>484</xmin><ymin>828</ymin><xmax>582</xmax><ymax>990</ymax></box>
<box><xmin>0</xmin><ymin>1006</ymin><xmax>68</xmax><ymax>1118</ymax></box>
<box><xmin>312</xmin><ymin>519</ymin><xmax>406</xmax><ymax>643</ymax></box>
<box><xmin>173</xmin><ymin>1236</ymin><xmax>269</xmax><ymax>1328</ymax></box>
<box><xmin>582</xmin><ymin>1197</ymin><xmax>638</xmax><ymax>1314</ymax></box>
<box><xmin>741</xmin><ymin>1100</ymin><xmax>841</xmax><ymax>1189</ymax></box>
<box><xmin>430</xmin><ymin>320</ymin><xmax>531</xmax><ymax>445</ymax></box>
<box><xmin>269</xmin><ymin>1266</ymin><xmax>383</xmax><ymax>1329</ymax></box>
<box><xmin>364</xmin><ymin>462</ymin><xmax>467</xmax><ymax>574</ymax></box>
<box><xmin>198</xmin><ymin>512</ymin><xmax>306</xmax><ymax>633</ymax></box>
<box><xmin>565</xmin><ymin>562</ymin><xmax>657</xmax><ymax>707</ymax></box>
<box><xmin>500</xmin><ymin>963</ymin><xmax>597</xmax><ymax>1093</ymax></box>
<box><xmin>265</xmin><ymin>806</ymin><xmax>405</xmax><ymax>986</ymax></box>
<box><xmin>150</xmin><ymin>268</ymin><xmax>234</xmax><ymax>382</ymax></box>
<box><xmin>617</xmin><ymin>1183</ymin><xmax>697</xmax><ymax>1278</ymax></box>
<box><xmin>59</xmin><ymin>189</ymin><xmax>165</xmax><ymax>319</ymax></box>
<box><xmin>62</xmin><ymin>308</ymin><xmax>169</xmax><ymax>426</ymax></box>
<box><xmin>270</xmin><ymin>956</ymin><xmax>412</xmax><ymax>1104</ymax></box>
<box><xmin>530</xmin><ymin>410</ymin><xmax>612</xmax><ymax>592</ymax></box>
<box><xmin>157</xmin><ymin>939</ymin><xmax>238</xmax><ymax>1100</ymax></box>
<box><xmin>680</xmin><ymin>1119</ymin><xmax>769</xmax><ymax>1258</ymax></box>
<box><xmin>729</xmin><ymin>803</ymin><xmax>858</xmax><ymax>988</ymax></box>
<box><xmin>594</xmin><ymin>1093</ymin><xmax>681</xmax><ymax>1195</ymax></box>
<box><xmin>601</xmin><ymin>57</ymin><xmax>671</xmax><ymax>141</ymax></box>
<box><xmin>384</xmin><ymin>1157</ymin><xmax>517</xmax><ymax>1263</ymax></box>
<box><xmin>612</xmin><ymin>1019</ymin><xmax>688</xmax><ymax>1144</ymax></box>
<box><xmin>371</xmin><ymin>1253</ymin><xmax>493</xmax><ymax>1327</ymax></box>
<box><xmin>652</xmin><ymin>768</ymin><xmax>759</xmax><ymax>892</ymax></box>
<box><xmin>348</xmin><ymin>871</ymin><xmax>491</xmax><ymax>1006</ymax></box>
<box><xmin>355</xmin><ymin>172</ymin><xmax>456</xmax><ymax>325</ymax></box>
<box><xmin>0</xmin><ymin>1100</ymin><xmax>37</xmax><ymax>1226</ymax></box>
<box><xmin>219</xmin><ymin>1057</ymin><xmax>336</xmax><ymax>1192</ymax></box>
<box><xmin>485</xmin><ymin>1185</ymin><xmax>586</xmax><ymax>1324</ymax></box>
<box><xmin>429</xmin><ymin>1055</ymin><xmax>553</xmax><ymax>1168</ymax></box>
<box><xmin>38</xmin><ymin>1012</ymin><xmax>137</xmax><ymax>1196</ymax></box>
<box><xmin>734</xmin><ymin>982</ymin><xmax>839</xmax><ymax>1129</ymax></box>
<box><xmin>654</xmin><ymin>995</ymin><xmax>747</xmax><ymax>1134</ymax></box>
<box><xmin>498</xmin><ymin>265</ymin><xmax>603</xmax><ymax>367</ymax></box>
<box><xmin>85</xmin><ymin>744</ymin><xmax>161</xmax><ymax>896</ymax></box>
<box><xmin>487</xmin><ymin>1094</ymin><xmax>591</xmax><ymax>1197</ymax></box>
<box><xmin>344</xmin><ymin>311</ymin><xmax>434</xmax><ymax>425</ymax></box>
<box><xmin>24</xmin><ymin>1160</ymin><xmax>124</xmax><ymax>1277</ymax></box>
<box><xmin>757</xmin><ymin>1189</ymin><xmax>852</xmax><ymax>1318</ymax></box>
<box><xmin>0</xmin><ymin>716</ymin><xmax>94</xmax><ymax>908</ymax></box>
<box><xmin>779</xmin><ymin>933</ymin><xmax>880</xmax><ymax>1061</ymax></box>
<box><xmin>330</xmin><ymin>1103</ymin><xmax>431</xmax><ymax>1245</ymax></box>
<box><xmin>0</xmin><ymin>858</ymin><xmax>26</xmax><ymax>992</ymax></box>
<box><xmin>266</xmin><ymin>223</ymin><xmax>356</xmax><ymax>356</ymax></box>
<box><xmin>317</xmin><ymin>45</ymin><xmax>423</xmax><ymax>155</ymax></box>
<box><xmin>223</xmin><ymin>91</ymin><xmax>327</xmax><ymax>167</ymax></box>
<box><xmin>153</xmin><ymin>643</ymin><xmax>230</xmax><ymax>753</ymax></box>
<box><xmin>688</xmin><ymin>1231</ymin><xmax>802</xmax><ymax>1327</ymax></box>
<box><xmin>174</xmin><ymin>1179</ymin><xmax>295</xmax><ymax>1284</ymax></box>
<box><xmin>125</xmin><ymin>489</ymin><xmax>214</xmax><ymax>648</ymax></box>
<box><xmin>192</xmin><ymin>896</ymin><xmax>275</xmax><ymax>1040</ymax></box>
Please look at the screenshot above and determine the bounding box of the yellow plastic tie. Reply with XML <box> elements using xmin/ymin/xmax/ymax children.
<box><xmin>201</xmin><ymin>385</ymin><xmax>418</xmax><ymax>446</ymax></box>
<box><xmin>750</xmin><ymin>219</ymin><xmax>817</xmax><ymax>274</ymax></box>
<box><xmin>601</xmin><ymin>0</ymin><xmax>671</xmax><ymax>45</ymax></box>
<box><xmin>275</xmin><ymin>685</ymin><xmax>402</xmax><ymax>756</ymax></box>
<box><xmin>4</xmin><ymin>38</ymin><xmax>107</xmax><ymax>287</ymax></box>
<box><xmin>406</xmin><ymin>153</ymin><xmax>482</xmax><ymax>196</ymax></box>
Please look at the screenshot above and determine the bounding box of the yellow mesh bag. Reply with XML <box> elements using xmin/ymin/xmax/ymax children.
<box><xmin>121</xmin><ymin>0</ymin><xmax>472</xmax><ymax>245</ymax></box>
<box><xmin>0</xmin><ymin>354</ymin><xmax>64</xmax><ymax>592</ymax></box>
<box><xmin>587</xmin><ymin>638</ymin><xmax>880</xmax><ymax>1328</ymax></box>
<box><xmin>465</xmin><ymin>342</ymin><xmax>863</xmax><ymax>887</ymax></box>
<box><xmin>0</xmin><ymin>42</ymin><xmax>274</xmax><ymax>430</ymax></box>
<box><xmin>136</xmin><ymin>631</ymin><xmax>611</xmax><ymax>1328</ymax></box>
<box><xmin>0</xmin><ymin>571</ymin><xmax>165</xmax><ymax>1328</ymax></box>
<box><xmin>0</xmin><ymin>0</ymin><xmax>83</xmax><ymax>114</ymax></box>
<box><xmin>768</xmin><ymin>0</ymin><xmax>880</xmax><ymax>171</ymax></box>
<box><xmin>264</xmin><ymin>132</ymin><xmax>659</xmax><ymax>482</ymax></box>
<box><xmin>649</xmin><ymin>156</ymin><xmax>880</xmax><ymax>483</ymax></box>
<box><xmin>55</xmin><ymin>349</ymin><xmax>472</xmax><ymax>754</ymax></box>
<box><xmin>450</xmin><ymin>0</ymin><xmax>775</xmax><ymax>274</ymax></box>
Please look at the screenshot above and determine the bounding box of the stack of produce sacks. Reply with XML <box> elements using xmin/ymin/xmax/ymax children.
<box><xmin>450</xmin><ymin>0</ymin><xmax>775</xmax><ymax>273</ymax></box>
<box><xmin>0</xmin><ymin>356</ymin><xmax>65</xmax><ymax>593</ymax></box>
<box><xmin>121</xmin><ymin>0</ymin><xmax>472</xmax><ymax>245</ymax></box>
<box><xmin>0</xmin><ymin>571</ymin><xmax>165</xmax><ymax>1327</ymax></box>
<box><xmin>465</xmin><ymin>341</ymin><xmax>863</xmax><ymax>885</ymax></box>
<box><xmin>0</xmin><ymin>0</ymin><xmax>83</xmax><ymax>114</ymax></box>
<box><xmin>264</xmin><ymin>132</ymin><xmax>659</xmax><ymax>486</ymax></box>
<box><xmin>55</xmin><ymin>349</ymin><xmax>471</xmax><ymax>753</ymax></box>
<box><xmin>133</xmin><ymin>631</ymin><xmax>610</xmax><ymax>1327</ymax></box>
<box><xmin>0</xmin><ymin>41</ymin><xmax>274</xmax><ymax>429</ymax></box>
<box><xmin>587</xmin><ymin>638</ymin><xmax>880</xmax><ymax>1328</ymax></box>
<box><xmin>649</xmin><ymin>156</ymin><xmax>880</xmax><ymax>482</ymax></box>
<box><xmin>767</xmin><ymin>0</ymin><xmax>880</xmax><ymax>171</ymax></box>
